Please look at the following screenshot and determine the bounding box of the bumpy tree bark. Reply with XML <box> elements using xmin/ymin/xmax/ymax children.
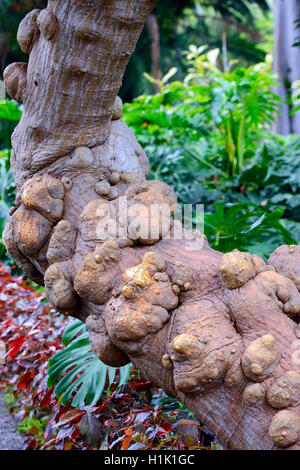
<box><xmin>3</xmin><ymin>0</ymin><xmax>300</xmax><ymax>450</ymax></box>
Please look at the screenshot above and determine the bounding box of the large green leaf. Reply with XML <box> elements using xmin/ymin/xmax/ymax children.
<box><xmin>48</xmin><ymin>320</ymin><xmax>131</xmax><ymax>408</ymax></box>
<box><xmin>61</xmin><ymin>319</ymin><xmax>86</xmax><ymax>346</ymax></box>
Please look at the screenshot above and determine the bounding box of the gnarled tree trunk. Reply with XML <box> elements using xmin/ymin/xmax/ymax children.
<box><xmin>3</xmin><ymin>0</ymin><xmax>300</xmax><ymax>450</ymax></box>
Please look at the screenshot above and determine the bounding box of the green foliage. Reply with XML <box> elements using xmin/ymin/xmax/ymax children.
<box><xmin>0</xmin><ymin>100</ymin><xmax>19</xmax><ymax>263</ymax></box>
<box><xmin>0</xmin><ymin>150</ymin><xmax>16</xmax><ymax>264</ymax></box>
<box><xmin>198</xmin><ymin>0</ymin><xmax>269</xmax><ymax>24</ymax></box>
<box><xmin>201</xmin><ymin>133</ymin><xmax>300</xmax><ymax>257</ymax></box>
<box><xmin>3</xmin><ymin>391</ymin><xmax>17</xmax><ymax>406</ymax></box>
<box><xmin>0</xmin><ymin>150</ymin><xmax>15</xmax><ymax>215</ymax></box>
<box><xmin>0</xmin><ymin>99</ymin><xmax>22</xmax><ymax>121</ymax></box>
<box><xmin>121</xmin><ymin>0</ymin><xmax>270</xmax><ymax>100</ymax></box>
<box><xmin>18</xmin><ymin>416</ymin><xmax>48</xmax><ymax>439</ymax></box>
<box><xmin>48</xmin><ymin>320</ymin><xmax>131</xmax><ymax>408</ymax></box>
<box><xmin>123</xmin><ymin>51</ymin><xmax>300</xmax><ymax>259</ymax></box>
<box><xmin>187</xmin><ymin>48</ymin><xmax>280</xmax><ymax>174</ymax></box>
<box><xmin>204</xmin><ymin>202</ymin><xmax>296</xmax><ymax>259</ymax></box>
<box><xmin>0</xmin><ymin>100</ymin><xmax>22</xmax><ymax>150</ymax></box>
<box><xmin>123</xmin><ymin>51</ymin><xmax>280</xmax><ymax>195</ymax></box>
<box><xmin>124</xmin><ymin>80</ymin><xmax>211</xmax><ymax>203</ymax></box>
<box><xmin>238</xmin><ymin>134</ymin><xmax>300</xmax><ymax>217</ymax></box>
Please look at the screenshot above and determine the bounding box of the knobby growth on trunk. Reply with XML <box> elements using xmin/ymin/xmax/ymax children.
<box><xmin>3</xmin><ymin>0</ymin><xmax>300</xmax><ymax>450</ymax></box>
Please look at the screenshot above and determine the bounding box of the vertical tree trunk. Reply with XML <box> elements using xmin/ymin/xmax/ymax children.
<box><xmin>3</xmin><ymin>0</ymin><xmax>300</xmax><ymax>450</ymax></box>
<box><xmin>274</xmin><ymin>0</ymin><xmax>300</xmax><ymax>134</ymax></box>
<box><xmin>146</xmin><ymin>14</ymin><xmax>162</xmax><ymax>93</ymax></box>
<box><xmin>0</xmin><ymin>36</ymin><xmax>9</xmax><ymax>77</ymax></box>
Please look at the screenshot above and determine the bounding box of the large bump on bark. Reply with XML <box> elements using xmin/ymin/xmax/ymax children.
<box><xmin>108</xmin><ymin>298</ymin><xmax>170</xmax><ymax>351</ymax></box>
<box><xmin>37</xmin><ymin>9</ymin><xmax>58</xmax><ymax>40</ymax></box>
<box><xmin>17</xmin><ymin>9</ymin><xmax>41</xmax><ymax>54</ymax></box>
<box><xmin>255</xmin><ymin>270</ymin><xmax>300</xmax><ymax>317</ymax></box>
<box><xmin>3</xmin><ymin>62</ymin><xmax>27</xmax><ymax>103</ymax></box>
<box><xmin>105</xmin><ymin>252</ymin><xmax>178</xmax><ymax>354</ymax></box>
<box><xmin>47</xmin><ymin>220</ymin><xmax>76</xmax><ymax>265</ymax></box>
<box><xmin>112</xmin><ymin>96</ymin><xmax>123</xmax><ymax>120</ymax></box>
<box><xmin>268</xmin><ymin>245</ymin><xmax>300</xmax><ymax>291</ymax></box>
<box><xmin>92</xmin><ymin>120</ymin><xmax>150</xmax><ymax>177</ymax></box>
<box><xmin>241</xmin><ymin>335</ymin><xmax>280</xmax><ymax>382</ymax></box>
<box><xmin>45</xmin><ymin>264</ymin><xmax>78</xmax><ymax>314</ymax></box>
<box><xmin>78</xmin><ymin>199</ymin><xmax>116</xmax><ymax>242</ymax></box>
<box><xmin>266</xmin><ymin>371</ymin><xmax>300</xmax><ymax>409</ymax></box>
<box><xmin>220</xmin><ymin>250</ymin><xmax>256</xmax><ymax>289</ymax></box>
<box><xmin>171</xmin><ymin>261</ymin><xmax>193</xmax><ymax>292</ymax></box>
<box><xmin>86</xmin><ymin>315</ymin><xmax>129</xmax><ymax>367</ymax></box>
<box><xmin>21</xmin><ymin>174</ymin><xmax>64</xmax><ymax>223</ymax></box>
<box><xmin>268</xmin><ymin>410</ymin><xmax>300</xmax><ymax>448</ymax></box>
<box><xmin>74</xmin><ymin>240</ymin><xmax>121</xmax><ymax>305</ymax></box>
<box><xmin>242</xmin><ymin>383</ymin><xmax>265</xmax><ymax>407</ymax></box>
<box><xmin>3</xmin><ymin>219</ymin><xmax>44</xmax><ymax>285</ymax></box>
<box><xmin>122</xmin><ymin>252</ymin><xmax>178</xmax><ymax>310</ymax></box>
<box><xmin>12</xmin><ymin>206</ymin><xmax>51</xmax><ymax>257</ymax></box>
<box><xmin>168</xmin><ymin>333</ymin><xmax>227</xmax><ymax>394</ymax></box>
<box><xmin>65</xmin><ymin>147</ymin><xmax>94</xmax><ymax>170</ymax></box>
<box><xmin>126</xmin><ymin>180</ymin><xmax>177</xmax><ymax>245</ymax></box>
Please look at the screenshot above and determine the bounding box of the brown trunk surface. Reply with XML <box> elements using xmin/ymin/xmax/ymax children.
<box><xmin>3</xmin><ymin>0</ymin><xmax>300</xmax><ymax>450</ymax></box>
<box><xmin>146</xmin><ymin>13</ymin><xmax>162</xmax><ymax>93</ymax></box>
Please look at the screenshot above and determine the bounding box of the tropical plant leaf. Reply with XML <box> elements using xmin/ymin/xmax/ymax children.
<box><xmin>48</xmin><ymin>321</ymin><xmax>131</xmax><ymax>408</ymax></box>
<box><xmin>61</xmin><ymin>319</ymin><xmax>86</xmax><ymax>346</ymax></box>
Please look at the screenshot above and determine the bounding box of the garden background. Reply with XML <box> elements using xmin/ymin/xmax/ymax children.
<box><xmin>0</xmin><ymin>0</ymin><xmax>300</xmax><ymax>450</ymax></box>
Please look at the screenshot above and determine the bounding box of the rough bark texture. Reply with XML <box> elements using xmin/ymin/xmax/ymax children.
<box><xmin>3</xmin><ymin>0</ymin><xmax>300</xmax><ymax>450</ymax></box>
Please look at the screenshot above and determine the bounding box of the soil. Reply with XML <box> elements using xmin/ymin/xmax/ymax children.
<box><xmin>0</xmin><ymin>393</ymin><xmax>24</xmax><ymax>450</ymax></box>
